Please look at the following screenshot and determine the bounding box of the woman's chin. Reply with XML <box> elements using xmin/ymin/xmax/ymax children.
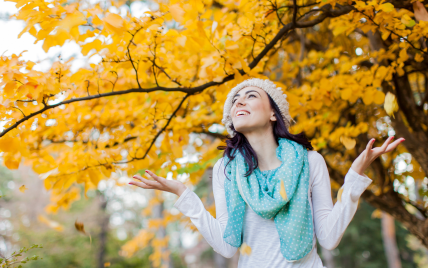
<box><xmin>234</xmin><ymin>126</ymin><xmax>254</xmax><ymax>134</ymax></box>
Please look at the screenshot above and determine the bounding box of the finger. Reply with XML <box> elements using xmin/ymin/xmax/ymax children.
<box><xmin>384</xmin><ymin>138</ymin><xmax>405</xmax><ymax>153</ymax></box>
<box><xmin>145</xmin><ymin>170</ymin><xmax>168</xmax><ymax>185</ymax></box>
<box><xmin>133</xmin><ymin>174</ymin><xmax>161</xmax><ymax>187</ymax></box>
<box><xmin>128</xmin><ymin>180</ymin><xmax>153</xmax><ymax>189</ymax></box>
<box><xmin>366</xmin><ymin>138</ymin><xmax>376</xmax><ymax>150</ymax></box>
<box><xmin>380</xmin><ymin>136</ymin><xmax>395</xmax><ymax>152</ymax></box>
<box><xmin>414</xmin><ymin>2</ymin><xmax>420</xmax><ymax>10</ymax></box>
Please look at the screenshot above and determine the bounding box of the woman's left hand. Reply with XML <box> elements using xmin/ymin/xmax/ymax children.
<box><xmin>350</xmin><ymin>136</ymin><xmax>405</xmax><ymax>176</ymax></box>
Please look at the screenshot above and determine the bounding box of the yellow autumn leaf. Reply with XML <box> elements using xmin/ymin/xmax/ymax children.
<box><xmin>340</xmin><ymin>88</ymin><xmax>352</xmax><ymax>100</ymax></box>
<box><xmin>240</xmin><ymin>242</ymin><xmax>252</xmax><ymax>255</ymax></box>
<box><xmin>81</xmin><ymin>39</ymin><xmax>102</xmax><ymax>56</ymax></box>
<box><xmin>371</xmin><ymin>208</ymin><xmax>382</xmax><ymax>219</ymax></box>
<box><xmin>38</xmin><ymin>215</ymin><xmax>64</xmax><ymax>231</ymax></box>
<box><xmin>3</xmin><ymin>81</ymin><xmax>16</xmax><ymax>97</ymax></box>
<box><xmin>103</xmin><ymin>13</ymin><xmax>126</xmax><ymax>34</ymax></box>
<box><xmin>337</xmin><ymin>186</ymin><xmax>344</xmax><ymax>202</ymax></box>
<box><xmin>415</xmin><ymin>53</ymin><xmax>424</xmax><ymax>62</ymax></box>
<box><xmin>58</xmin><ymin>12</ymin><xmax>87</xmax><ymax>32</ymax></box>
<box><xmin>104</xmin><ymin>263</ymin><xmax>111</xmax><ymax>267</ymax></box>
<box><xmin>169</xmin><ymin>3</ymin><xmax>185</xmax><ymax>23</ymax></box>
<box><xmin>340</xmin><ymin>136</ymin><xmax>356</xmax><ymax>150</ymax></box>
<box><xmin>225</xmin><ymin>40</ymin><xmax>239</xmax><ymax>50</ymax></box>
<box><xmin>373</xmin><ymin>90</ymin><xmax>385</xmax><ymax>105</ymax></box>
<box><xmin>399</xmin><ymin>48</ymin><xmax>409</xmax><ymax>62</ymax></box>
<box><xmin>279</xmin><ymin>179</ymin><xmax>287</xmax><ymax>201</ymax></box>
<box><xmin>19</xmin><ymin>185</ymin><xmax>28</xmax><ymax>193</ymax></box>
<box><xmin>380</xmin><ymin>3</ymin><xmax>395</xmax><ymax>12</ymax></box>
<box><xmin>4</xmin><ymin>152</ymin><xmax>21</xmax><ymax>169</ymax></box>
<box><xmin>0</xmin><ymin>137</ymin><xmax>20</xmax><ymax>153</ymax></box>
<box><xmin>384</xmin><ymin>92</ymin><xmax>399</xmax><ymax>118</ymax></box>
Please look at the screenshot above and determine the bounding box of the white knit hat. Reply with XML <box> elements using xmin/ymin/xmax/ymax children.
<box><xmin>221</xmin><ymin>78</ymin><xmax>295</xmax><ymax>137</ymax></box>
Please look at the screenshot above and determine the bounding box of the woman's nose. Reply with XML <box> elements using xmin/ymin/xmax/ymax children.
<box><xmin>236</xmin><ymin>98</ymin><xmax>246</xmax><ymax>106</ymax></box>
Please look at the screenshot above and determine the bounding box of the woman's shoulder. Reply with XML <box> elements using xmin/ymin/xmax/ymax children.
<box><xmin>307</xmin><ymin>150</ymin><xmax>327</xmax><ymax>171</ymax></box>
<box><xmin>307</xmin><ymin>150</ymin><xmax>323</xmax><ymax>161</ymax></box>
<box><xmin>213</xmin><ymin>157</ymin><xmax>227</xmax><ymax>186</ymax></box>
<box><xmin>213</xmin><ymin>157</ymin><xmax>226</xmax><ymax>171</ymax></box>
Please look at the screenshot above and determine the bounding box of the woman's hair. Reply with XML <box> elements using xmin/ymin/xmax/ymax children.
<box><xmin>217</xmin><ymin>94</ymin><xmax>313</xmax><ymax>180</ymax></box>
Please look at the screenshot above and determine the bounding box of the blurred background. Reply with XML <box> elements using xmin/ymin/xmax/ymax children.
<box><xmin>2</xmin><ymin>0</ymin><xmax>428</xmax><ymax>267</ymax></box>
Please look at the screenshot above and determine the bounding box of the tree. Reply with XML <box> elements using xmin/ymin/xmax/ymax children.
<box><xmin>2</xmin><ymin>0</ymin><xmax>428</xmax><ymax>266</ymax></box>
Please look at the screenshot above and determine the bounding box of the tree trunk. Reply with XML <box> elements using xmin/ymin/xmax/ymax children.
<box><xmin>206</xmin><ymin>166</ymin><xmax>229</xmax><ymax>268</ymax></box>
<box><xmin>97</xmin><ymin>193</ymin><xmax>109</xmax><ymax>268</ymax></box>
<box><xmin>321</xmin><ymin>246</ymin><xmax>335</xmax><ymax>268</ymax></box>
<box><xmin>153</xmin><ymin>202</ymin><xmax>175</xmax><ymax>268</ymax></box>
<box><xmin>381</xmin><ymin>212</ymin><xmax>402</xmax><ymax>268</ymax></box>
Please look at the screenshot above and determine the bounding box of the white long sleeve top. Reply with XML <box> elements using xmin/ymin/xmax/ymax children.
<box><xmin>173</xmin><ymin>150</ymin><xmax>373</xmax><ymax>268</ymax></box>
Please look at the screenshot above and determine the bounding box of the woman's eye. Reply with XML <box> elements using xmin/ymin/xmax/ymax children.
<box><xmin>249</xmin><ymin>94</ymin><xmax>256</xmax><ymax>98</ymax></box>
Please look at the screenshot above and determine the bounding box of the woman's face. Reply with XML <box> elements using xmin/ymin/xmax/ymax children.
<box><xmin>230</xmin><ymin>86</ymin><xmax>276</xmax><ymax>134</ymax></box>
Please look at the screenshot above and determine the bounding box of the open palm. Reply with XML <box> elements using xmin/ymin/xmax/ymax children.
<box><xmin>351</xmin><ymin>136</ymin><xmax>405</xmax><ymax>175</ymax></box>
<box><xmin>129</xmin><ymin>170</ymin><xmax>187</xmax><ymax>196</ymax></box>
<box><xmin>414</xmin><ymin>1</ymin><xmax>428</xmax><ymax>22</ymax></box>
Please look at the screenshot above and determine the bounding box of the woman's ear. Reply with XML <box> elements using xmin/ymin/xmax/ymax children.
<box><xmin>270</xmin><ymin>111</ymin><xmax>277</xmax><ymax>121</ymax></box>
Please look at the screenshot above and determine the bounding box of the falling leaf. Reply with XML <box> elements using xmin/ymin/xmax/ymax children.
<box><xmin>38</xmin><ymin>215</ymin><xmax>64</xmax><ymax>231</ymax></box>
<box><xmin>279</xmin><ymin>180</ymin><xmax>287</xmax><ymax>201</ymax></box>
<box><xmin>75</xmin><ymin>219</ymin><xmax>92</xmax><ymax>245</ymax></box>
<box><xmin>240</xmin><ymin>242</ymin><xmax>252</xmax><ymax>255</ymax></box>
<box><xmin>104</xmin><ymin>262</ymin><xmax>111</xmax><ymax>267</ymax></box>
<box><xmin>371</xmin><ymin>209</ymin><xmax>382</xmax><ymax>219</ymax></box>
<box><xmin>340</xmin><ymin>136</ymin><xmax>356</xmax><ymax>150</ymax></box>
<box><xmin>384</xmin><ymin>92</ymin><xmax>399</xmax><ymax>118</ymax></box>
<box><xmin>75</xmin><ymin>219</ymin><xmax>87</xmax><ymax>235</ymax></box>
<box><xmin>19</xmin><ymin>185</ymin><xmax>28</xmax><ymax>193</ymax></box>
<box><xmin>337</xmin><ymin>186</ymin><xmax>344</xmax><ymax>202</ymax></box>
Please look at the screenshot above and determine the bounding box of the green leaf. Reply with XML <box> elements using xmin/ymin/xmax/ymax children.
<box><xmin>405</xmin><ymin>19</ymin><xmax>416</xmax><ymax>27</ymax></box>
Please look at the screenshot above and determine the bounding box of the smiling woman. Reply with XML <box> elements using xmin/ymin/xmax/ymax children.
<box><xmin>130</xmin><ymin>78</ymin><xmax>405</xmax><ymax>268</ymax></box>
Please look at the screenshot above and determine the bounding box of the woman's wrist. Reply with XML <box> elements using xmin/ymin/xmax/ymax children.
<box><xmin>175</xmin><ymin>184</ymin><xmax>187</xmax><ymax>197</ymax></box>
<box><xmin>350</xmin><ymin>163</ymin><xmax>367</xmax><ymax>176</ymax></box>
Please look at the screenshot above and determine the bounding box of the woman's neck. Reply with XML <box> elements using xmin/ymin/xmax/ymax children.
<box><xmin>244</xmin><ymin>130</ymin><xmax>282</xmax><ymax>171</ymax></box>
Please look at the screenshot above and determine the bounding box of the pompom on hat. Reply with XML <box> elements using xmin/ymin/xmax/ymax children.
<box><xmin>221</xmin><ymin>78</ymin><xmax>295</xmax><ymax>137</ymax></box>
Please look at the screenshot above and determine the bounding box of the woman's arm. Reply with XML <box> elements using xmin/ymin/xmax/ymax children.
<box><xmin>172</xmin><ymin>159</ymin><xmax>238</xmax><ymax>258</ymax></box>
<box><xmin>310</xmin><ymin>152</ymin><xmax>372</xmax><ymax>250</ymax></box>
<box><xmin>130</xmin><ymin>158</ymin><xmax>238</xmax><ymax>258</ymax></box>
<box><xmin>312</xmin><ymin>136</ymin><xmax>404</xmax><ymax>250</ymax></box>
<box><xmin>309</xmin><ymin>152</ymin><xmax>372</xmax><ymax>250</ymax></box>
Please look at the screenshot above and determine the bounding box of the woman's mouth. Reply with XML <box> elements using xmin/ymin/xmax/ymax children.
<box><xmin>236</xmin><ymin>110</ymin><xmax>251</xmax><ymax>117</ymax></box>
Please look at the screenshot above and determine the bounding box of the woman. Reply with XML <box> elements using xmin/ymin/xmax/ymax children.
<box><xmin>129</xmin><ymin>78</ymin><xmax>405</xmax><ymax>267</ymax></box>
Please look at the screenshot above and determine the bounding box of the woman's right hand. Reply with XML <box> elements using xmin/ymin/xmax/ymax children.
<box><xmin>414</xmin><ymin>1</ymin><xmax>428</xmax><ymax>22</ymax></box>
<box><xmin>129</xmin><ymin>170</ymin><xmax>187</xmax><ymax>197</ymax></box>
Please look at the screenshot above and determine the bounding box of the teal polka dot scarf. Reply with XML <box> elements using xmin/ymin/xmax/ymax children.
<box><xmin>223</xmin><ymin>138</ymin><xmax>314</xmax><ymax>261</ymax></box>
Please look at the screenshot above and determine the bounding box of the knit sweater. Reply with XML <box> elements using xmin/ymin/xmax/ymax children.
<box><xmin>173</xmin><ymin>150</ymin><xmax>373</xmax><ymax>268</ymax></box>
